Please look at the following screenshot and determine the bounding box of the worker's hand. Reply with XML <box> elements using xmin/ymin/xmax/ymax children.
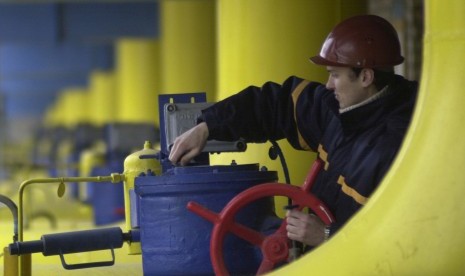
<box><xmin>169</xmin><ymin>122</ymin><xmax>209</xmax><ymax>166</ymax></box>
<box><xmin>286</xmin><ymin>209</ymin><xmax>326</xmax><ymax>246</ymax></box>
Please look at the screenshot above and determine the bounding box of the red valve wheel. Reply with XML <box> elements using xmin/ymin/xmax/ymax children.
<box><xmin>187</xmin><ymin>159</ymin><xmax>334</xmax><ymax>275</ymax></box>
<box><xmin>188</xmin><ymin>182</ymin><xmax>334</xmax><ymax>275</ymax></box>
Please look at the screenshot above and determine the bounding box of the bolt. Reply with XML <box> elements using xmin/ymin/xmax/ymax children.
<box><xmin>166</xmin><ymin>104</ymin><xmax>176</xmax><ymax>112</ymax></box>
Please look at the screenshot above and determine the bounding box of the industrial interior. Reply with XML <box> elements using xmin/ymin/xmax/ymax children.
<box><xmin>1</xmin><ymin>0</ymin><xmax>464</xmax><ymax>275</ymax></box>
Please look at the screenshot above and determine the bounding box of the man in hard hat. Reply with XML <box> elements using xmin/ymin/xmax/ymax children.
<box><xmin>169</xmin><ymin>15</ymin><xmax>417</xmax><ymax>249</ymax></box>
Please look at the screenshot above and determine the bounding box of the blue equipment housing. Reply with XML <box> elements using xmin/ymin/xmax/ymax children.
<box><xmin>130</xmin><ymin>93</ymin><xmax>281</xmax><ymax>275</ymax></box>
<box><xmin>135</xmin><ymin>163</ymin><xmax>278</xmax><ymax>275</ymax></box>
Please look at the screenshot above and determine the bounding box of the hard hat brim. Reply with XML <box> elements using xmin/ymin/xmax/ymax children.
<box><xmin>309</xmin><ymin>55</ymin><xmax>346</xmax><ymax>67</ymax></box>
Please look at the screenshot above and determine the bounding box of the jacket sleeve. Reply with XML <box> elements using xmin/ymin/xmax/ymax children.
<box><xmin>198</xmin><ymin>76</ymin><xmax>328</xmax><ymax>151</ymax></box>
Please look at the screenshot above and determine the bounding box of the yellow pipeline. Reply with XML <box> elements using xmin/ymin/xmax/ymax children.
<box><xmin>60</xmin><ymin>87</ymin><xmax>90</xmax><ymax>128</ymax></box>
<box><xmin>43</xmin><ymin>88</ymin><xmax>87</xmax><ymax>128</ymax></box>
<box><xmin>3</xmin><ymin>247</ymin><xmax>31</xmax><ymax>276</ymax></box>
<box><xmin>88</xmin><ymin>70</ymin><xmax>117</xmax><ymax>126</ymax></box>
<box><xmin>44</xmin><ymin>72</ymin><xmax>111</xmax><ymax>128</ymax></box>
<box><xmin>159</xmin><ymin>0</ymin><xmax>216</xmax><ymax>100</ymax></box>
<box><xmin>42</xmin><ymin>101</ymin><xmax>58</xmax><ymax>128</ymax></box>
<box><xmin>215</xmin><ymin>0</ymin><xmax>366</xmax><ymax>215</ymax></box>
<box><xmin>115</xmin><ymin>39</ymin><xmax>160</xmax><ymax>126</ymax></box>
<box><xmin>273</xmin><ymin>0</ymin><xmax>465</xmax><ymax>274</ymax></box>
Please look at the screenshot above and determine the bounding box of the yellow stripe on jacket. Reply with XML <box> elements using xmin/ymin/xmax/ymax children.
<box><xmin>291</xmin><ymin>80</ymin><xmax>311</xmax><ymax>150</ymax></box>
<box><xmin>337</xmin><ymin>175</ymin><xmax>368</xmax><ymax>205</ymax></box>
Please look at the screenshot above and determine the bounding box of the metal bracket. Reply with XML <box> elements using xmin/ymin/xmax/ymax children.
<box><xmin>59</xmin><ymin>248</ymin><xmax>116</xmax><ymax>270</ymax></box>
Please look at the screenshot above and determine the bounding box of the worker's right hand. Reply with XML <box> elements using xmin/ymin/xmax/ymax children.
<box><xmin>169</xmin><ymin>122</ymin><xmax>209</xmax><ymax>166</ymax></box>
<box><xmin>286</xmin><ymin>209</ymin><xmax>326</xmax><ymax>247</ymax></box>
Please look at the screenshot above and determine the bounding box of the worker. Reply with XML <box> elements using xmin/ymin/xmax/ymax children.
<box><xmin>169</xmin><ymin>15</ymin><xmax>417</xmax><ymax>249</ymax></box>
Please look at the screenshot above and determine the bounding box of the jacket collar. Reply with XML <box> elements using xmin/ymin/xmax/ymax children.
<box><xmin>326</xmin><ymin>75</ymin><xmax>417</xmax><ymax>136</ymax></box>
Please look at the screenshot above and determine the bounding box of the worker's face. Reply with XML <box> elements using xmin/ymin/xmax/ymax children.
<box><xmin>325</xmin><ymin>66</ymin><xmax>373</xmax><ymax>110</ymax></box>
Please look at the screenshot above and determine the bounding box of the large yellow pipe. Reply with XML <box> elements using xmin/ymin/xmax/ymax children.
<box><xmin>115</xmin><ymin>39</ymin><xmax>160</xmax><ymax>126</ymax></box>
<box><xmin>216</xmin><ymin>0</ymin><xmax>365</xmax><ymax>215</ymax></box>
<box><xmin>88</xmin><ymin>70</ymin><xmax>116</xmax><ymax>126</ymax></box>
<box><xmin>60</xmin><ymin>87</ymin><xmax>90</xmax><ymax>128</ymax></box>
<box><xmin>274</xmin><ymin>0</ymin><xmax>465</xmax><ymax>274</ymax></box>
<box><xmin>43</xmin><ymin>88</ymin><xmax>88</xmax><ymax>128</ymax></box>
<box><xmin>159</xmin><ymin>0</ymin><xmax>216</xmax><ymax>99</ymax></box>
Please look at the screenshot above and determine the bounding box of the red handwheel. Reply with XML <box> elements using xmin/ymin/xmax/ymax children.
<box><xmin>188</xmin><ymin>182</ymin><xmax>334</xmax><ymax>275</ymax></box>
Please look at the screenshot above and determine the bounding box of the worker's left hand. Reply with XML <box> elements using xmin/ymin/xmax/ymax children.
<box><xmin>286</xmin><ymin>209</ymin><xmax>326</xmax><ymax>246</ymax></box>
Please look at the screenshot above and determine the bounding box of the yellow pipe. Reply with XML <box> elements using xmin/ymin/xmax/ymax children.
<box><xmin>216</xmin><ymin>0</ymin><xmax>365</xmax><ymax>216</ymax></box>
<box><xmin>44</xmin><ymin>87</ymin><xmax>89</xmax><ymax>128</ymax></box>
<box><xmin>3</xmin><ymin>247</ymin><xmax>31</xmax><ymax>276</ymax></box>
<box><xmin>60</xmin><ymin>87</ymin><xmax>90</xmax><ymax>128</ymax></box>
<box><xmin>88</xmin><ymin>70</ymin><xmax>117</xmax><ymax>126</ymax></box>
<box><xmin>159</xmin><ymin>0</ymin><xmax>216</xmax><ymax>100</ymax></box>
<box><xmin>43</xmin><ymin>102</ymin><xmax>57</xmax><ymax>128</ymax></box>
<box><xmin>273</xmin><ymin>0</ymin><xmax>465</xmax><ymax>274</ymax></box>
<box><xmin>3</xmin><ymin>246</ymin><xmax>18</xmax><ymax>276</ymax></box>
<box><xmin>44</xmin><ymin>93</ymin><xmax>65</xmax><ymax>128</ymax></box>
<box><xmin>16</xmin><ymin>174</ymin><xmax>125</xmax><ymax>275</ymax></box>
<box><xmin>115</xmin><ymin>39</ymin><xmax>160</xmax><ymax>126</ymax></box>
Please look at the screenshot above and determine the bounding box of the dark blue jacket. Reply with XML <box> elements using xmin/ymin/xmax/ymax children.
<box><xmin>199</xmin><ymin>75</ymin><xmax>417</xmax><ymax>234</ymax></box>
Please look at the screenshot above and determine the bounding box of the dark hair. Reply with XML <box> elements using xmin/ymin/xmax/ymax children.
<box><xmin>351</xmin><ymin>67</ymin><xmax>395</xmax><ymax>90</ymax></box>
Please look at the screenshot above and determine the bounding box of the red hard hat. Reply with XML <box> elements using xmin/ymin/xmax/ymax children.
<box><xmin>310</xmin><ymin>15</ymin><xmax>404</xmax><ymax>68</ymax></box>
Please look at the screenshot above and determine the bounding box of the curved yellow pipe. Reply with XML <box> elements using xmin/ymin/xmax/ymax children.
<box><xmin>274</xmin><ymin>0</ymin><xmax>465</xmax><ymax>274</ymax></box>
<box><xmin>17</xmin><ymin>175</ymin><xmax>124</xmax><ymax>241</ymax></box>
<box><xmin>16</xmin><ymin>174</ymin><xmax>125</xmax><ymax>275</ymax></box>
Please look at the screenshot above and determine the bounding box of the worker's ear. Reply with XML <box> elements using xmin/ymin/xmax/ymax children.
<box><xmin>360</xmin><ymin>68</ymin><xmax>375</xmax><ymax>88</ymax></box>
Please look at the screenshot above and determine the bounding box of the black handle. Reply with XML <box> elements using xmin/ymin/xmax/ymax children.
<box><xmin>9</xmin><ymin>227</ymin><xmax>131</xmax><ymax>270</ymax></box>
<box><xmin>9</xmin><ymin>227</ymin><xmax>126</xmax><ymax>256</ymax></box>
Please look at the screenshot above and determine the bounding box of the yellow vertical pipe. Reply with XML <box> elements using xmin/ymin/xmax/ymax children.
<box><xmin>216</xmin><ymin>0</ymin><xmax>366</xmax><ymax>215</ymax></box>
<box><xmin>115</xmin><ymin>39</ymin><xmax>160</xmax><ymax>126</ymax></box>
<box><xmin>4</xmin><ymin>247</ymin><xmax>31</xmax><ymax>276</ymax></box>
<box><xmin>3</xmin><ymin>246</ymin><xmax>18</xmax><ymax>276</ymax></box>
<box><xmin>43</xmin><ymin>100</ymin><xmax>59</xmax><ymax>128</ymax></box>
<box><xmin>159</xmin><ymin>0</ymin><xmax>216</xmax><ymax>100</ymax></box>
<box><xmin>88</xmin><ymin>70</ymin><xmax>116</xmax><ymax>126</ymax></box>
<box><xmin>274</xmin><ymin>0</ymin><xmax>465</xmax><ymax>274</ymax></box>
<box><xmin>60</xmin><ymin>87</ymin><xmax>90</xmax><ymax>128</ymax></box>
<box><xmin>52</xmin><ymin>92</ymin><xmax>67</xmax><ymax>127</ymax></box>
<box><xmin>3</xmin><ymin>247</ymin><xmax>32</xmax><ymax>276</ymax></box>
<box><xmin>44</xmin><ymin>89</ymin><xmax>77</xmax><ymax>128</ymax></box>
